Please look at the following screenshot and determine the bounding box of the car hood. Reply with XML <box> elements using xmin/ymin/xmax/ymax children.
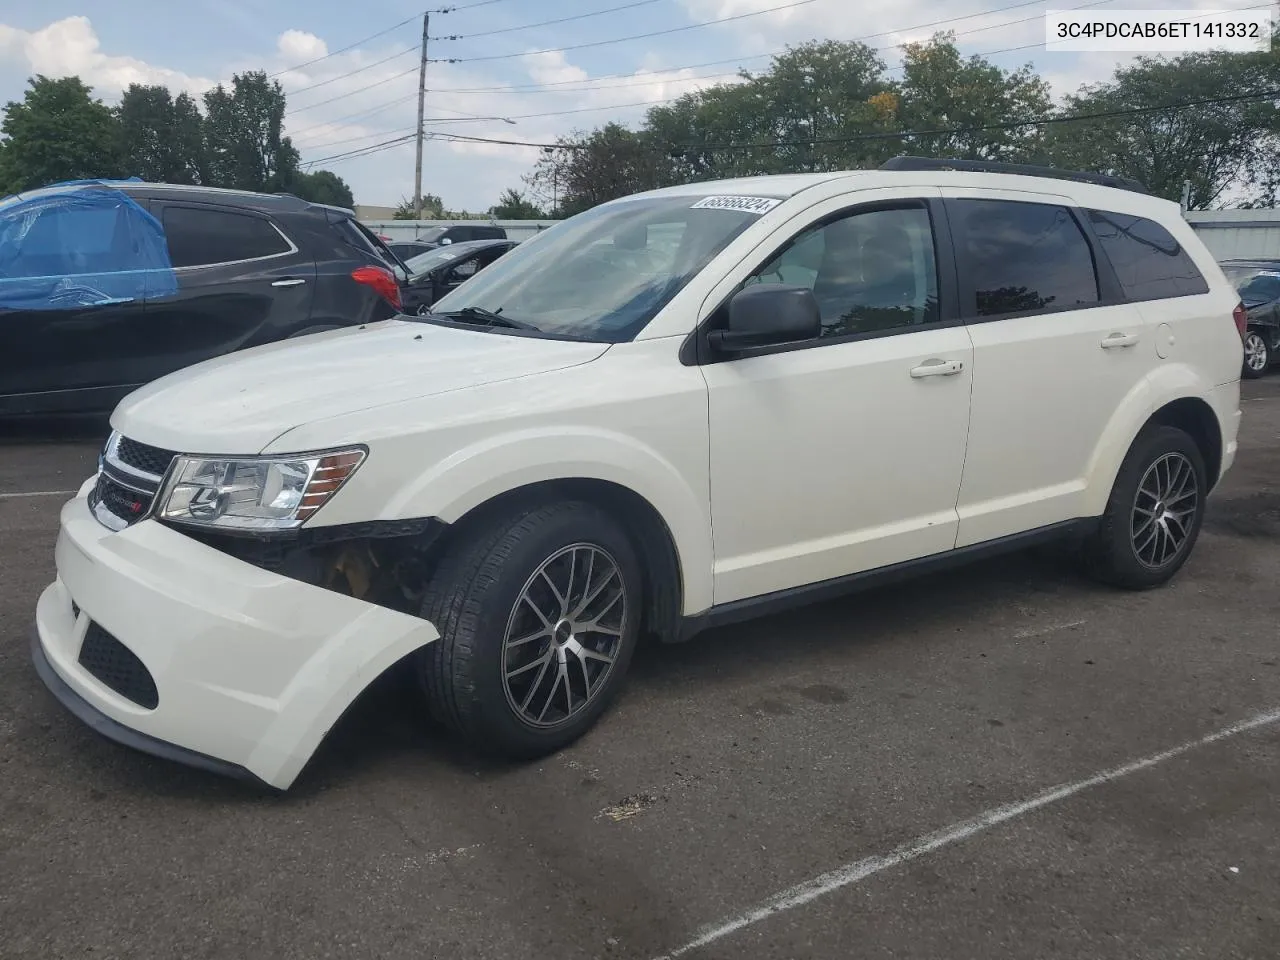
<box><xmin>112</xmin><ymin>319</ymin><xmax>610</xmax><ymax>454</ymax></box>
<box><xmin>1243</xmin><ymin>296</ymin><xmax>1273</xmax><ymax>311</ymax></box>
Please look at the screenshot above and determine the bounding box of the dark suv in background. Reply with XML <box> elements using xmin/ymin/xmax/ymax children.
<box><xmin>0</xmin><ymin>181</ymin><xmax>405</xmax><ymax>416</ymax></box>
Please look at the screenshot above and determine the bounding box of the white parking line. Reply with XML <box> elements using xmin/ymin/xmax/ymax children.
<box><xmin>653</xmin><ymin>705</ymin><xmax>1280</xmax><ymax>959</ymax></box>
<box><xmin>0</xmin><ymin>490</ymin><xmax>76</xmax><ymax>500</ymax></box>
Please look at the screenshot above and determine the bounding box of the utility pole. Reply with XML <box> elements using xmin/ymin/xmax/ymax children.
<box><xmin>412</xmin><ymin>12</ymin><xmax>429</xmax><ymax>220</ymax></box>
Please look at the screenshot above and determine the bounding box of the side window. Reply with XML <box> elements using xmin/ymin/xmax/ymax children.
<box><xmin>747</xmin><ymin>205</ymin><xmax>940</xmax><ymax>337</ymax></box>
<box><xmin>951</xmin><ymin>199</ymin><xmax>1099</xmax><ymax>318</ymax></box>
<box><xmin>161</xmin><ymin>206</ymin><xmax>291</xmax><ymax>268</ymax></box>
<box><xmin>1087</xmin><ymin>209</ymin><xmax>1209</xmax><ymax>300</ymax></box>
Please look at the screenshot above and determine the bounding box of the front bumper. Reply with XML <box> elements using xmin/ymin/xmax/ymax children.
<box><xmin>33</xmin><ymin>493</ymin><xmax>438</xmax><ymax>790</ymax></box>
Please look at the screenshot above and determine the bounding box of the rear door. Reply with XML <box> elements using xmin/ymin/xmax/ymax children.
<box><xmin>140</xmin><ymin>202</ymin><xmax>316</xmax><ymax>379</ymax></box>
<box><xmin>946</xmin><ymin>191</ymin><xmax>1154</xmax><ymax>547</ymax></box>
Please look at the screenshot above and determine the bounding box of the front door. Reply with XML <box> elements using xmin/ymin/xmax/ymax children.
<box><xmin>703</xmin><ymin>195</ymin><xmax>974</xmax><ymax>605</ymax></box>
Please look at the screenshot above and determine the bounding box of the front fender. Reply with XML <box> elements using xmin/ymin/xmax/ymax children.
<box><xmin>381</xmin><ymin>427</ymin><xmax>714</xmax><ymax>615</ymax></box>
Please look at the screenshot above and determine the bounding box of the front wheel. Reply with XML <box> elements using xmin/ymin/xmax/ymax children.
<box><xmin>417</xmin><ymin>501</ymin><xmax>643</xmax><ymax>758</ymax></box>
<box><xmin>1242</xmin><ymin>330</ymin><xmax>1271</xmax><ymax>379</ymax></box>
<box><xmin>1082</xmin><ymin>425</ymin><xmax>1207</xmax><ymax>590</ymax></box>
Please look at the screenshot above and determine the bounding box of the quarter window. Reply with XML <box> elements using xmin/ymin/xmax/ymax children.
<box><xmin>161</xmin><ymin>206</ymin><xmax>291</xmax><ymax>268</ymax></box>
<box><xmin>951</xmin><ymin>199</ymin><xmax>1099</xmax><ymax>318</ymax></box>
<box><xmin>1087</xmin><ymin>209</ymin><xmax>1208</xmax><ymax>300</ymax></box>
<box><xmin>747</xmin><ymin>205</ymin><xmax>940</xmax><ymax>337</ymax></box>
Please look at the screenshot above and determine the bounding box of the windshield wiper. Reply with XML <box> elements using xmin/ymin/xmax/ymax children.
<box><xmin>432</xmin><ymin>306</ymin><xmax>541</xmax><ymax>332</ymax></box>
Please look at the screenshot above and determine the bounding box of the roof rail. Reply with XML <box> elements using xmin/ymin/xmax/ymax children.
<box><xmin>879</xmin><ymin>156</ymin><xmax>1148</xmax><ymax>194</ymax></box>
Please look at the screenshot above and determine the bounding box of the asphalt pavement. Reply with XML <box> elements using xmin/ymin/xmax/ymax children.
<box><xmin>1</xmin><ymin>381</ymin><xmax>1278</xmax><ymax>960</ymax></box>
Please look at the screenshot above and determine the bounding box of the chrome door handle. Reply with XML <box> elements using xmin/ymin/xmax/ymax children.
<box><xmin>1101</xmin><ymin>332</ymin><xmax>1139</xmax><ymax>349</ymax></box>
<box><xmin>271</xmin><ymin>278</ymin><xmax>307</xmax><ymax>287</ymax></box>
<box><xmin>910</xmin><ymin>358</ymin><xmax>964</xmax><ymax>378</ymax></box>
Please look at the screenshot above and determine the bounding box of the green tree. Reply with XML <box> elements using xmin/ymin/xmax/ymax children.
<box><xmin>489</xmin><ymin>188</ymin><xmax>545</xmax><ymax>218</ymax></box>
<box><xmin>1042</xmin><ymin>45</ymin><xmax>1280</xmax><ymax>208</ymax></box>
<box><xmin>894</xmin><ymin>33</ymin><xmax>1052</xmax><ymax>161</ymax></box>
<box><xmin>288</xmin><ymin>169</ymin><xmax>354</xmax><ymax>207</ymax></box>
<box><xmin>524</xmin><ymin>124</ymin><xmax>669</xmax><ymax>216</ymax></box>
<box><xmin>393</xmin><ymin>193</ymin><xmax>444</xmax><ymax>219</ymax></box>
<box><xmin>0</xmin><ymin>75</ymin><xmax>121</xmax><ymax>192</ymax></box>
<box><xmin>116</xmin><ymin>84</ymin><xmax>204</xmax><ymax>183</ymax></box>
<box><xmin>202</xmin><ymin>71</ymin><xmax>299</xmax><ymax>191</ymax></box>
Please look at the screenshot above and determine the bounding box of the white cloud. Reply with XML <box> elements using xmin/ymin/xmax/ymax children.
<box><xmin>277</xmin><ymin>29</ymin><xmax>328</xmax><ymax>63</ymax></box>
<box><xmin>0</xmin><ymin>16</ymin><xmax>213</xmax><ymax>97</ymax></box>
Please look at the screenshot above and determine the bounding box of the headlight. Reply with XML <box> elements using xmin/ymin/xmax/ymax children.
<box><xmin>156</xmin><ymin>448</ymin><xmax>365</xmax><ymax>531</ymax></box>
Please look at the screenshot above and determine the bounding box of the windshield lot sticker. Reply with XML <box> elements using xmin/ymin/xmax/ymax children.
<box><xmin>691</xmin><ymin>195</ymin><xmax>782</xmax><ymax>214</ymax></box>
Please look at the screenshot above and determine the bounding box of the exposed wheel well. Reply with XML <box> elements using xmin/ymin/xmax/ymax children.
<box><xmin>1146</xmin><ymin>397</ymin><xmax>1222</xmax><ymax>490</ymax></box>
<box><xmin>440</xmin><ymin>479</ymin><xmax>685</xmax><ymax>644</ymax></box>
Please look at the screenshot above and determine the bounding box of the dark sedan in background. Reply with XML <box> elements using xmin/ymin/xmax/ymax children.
<box><xmin>399</xmin><ymin>238</ymin><xmax>518</xmax><ymax>315</ymax></box>
<box><xmin>1222</xmin><ymin>258</ymin><xmax>1280</xmax><ymax>378</ymax></box>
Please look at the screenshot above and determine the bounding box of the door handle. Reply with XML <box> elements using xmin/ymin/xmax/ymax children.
<box><xmin>910</xmin><ymin>358</ymin><xmax>964</xmax><ymax>378</ymax></box>
<box><xmin>1101</xmin><ymin>332</ymin><xmax>1139</xmax><ymax>349</ymax></box>
<box><xmin>271</xmin><ymin>278</ymin><xmax>307</xmax><ymax>287</ymax></box>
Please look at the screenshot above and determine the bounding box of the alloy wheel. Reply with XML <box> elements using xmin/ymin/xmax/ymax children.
<box><xmin>1244</xmin><ymin>332</ymin><xmax>1268</xmax><ymax>373</ymax></box>
<box><xmin>501</xmin><ymin>543</ymin><xmax>627</xmax><ymax>727</ymax></box>
<box><xmin>1131</xmin><ymin>452</ymin><xmax>1199</xmax><ymax>569</ymax></box>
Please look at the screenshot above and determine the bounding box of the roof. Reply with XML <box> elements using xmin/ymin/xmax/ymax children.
<box><xmin>624</xmin><ymin>169</ymin><xmax>1175</xmax><ymax>215</ymax></box>
<box><xmin>5</xmin><ymin>179</ymin><xmax>349</xmax><ymax>217</ymax></box>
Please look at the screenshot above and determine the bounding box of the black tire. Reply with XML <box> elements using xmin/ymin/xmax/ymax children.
<box><xmin>1242</xmin><ymin>330</ymin><xmax>1270</xmax><ymax>379</ymax></box>
<box><xmin>1082</xmin><ymin>425</ymin><xmax>1208</xmax><ymax>590</ymax></box>
<box><xmin>416</xmin><ymin>501</ymin><xmax>643</xmax><ymax>758</ymax></box>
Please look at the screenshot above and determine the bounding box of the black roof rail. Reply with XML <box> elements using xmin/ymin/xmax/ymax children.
<box><xmin>880</xmin><ymin>156</ymin><xmax>1148</xmax><ymax>195</ymax></box>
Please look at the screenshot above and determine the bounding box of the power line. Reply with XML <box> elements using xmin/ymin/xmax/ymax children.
<box><xmin>420</xmin><ymin>0</ymin><xmax>1083</xmax><ymax>93</ymax></box>
<box><xmin>431</xmin><ymin>0</ymin><xmax>669</xmax><ymax>40</ymax></box>
<box><xmin>285</xmin><ymin>65</ymin><xmax>419</xmax><ymax>115</ymax></box>
<box><xmin>429</xmin><ymin>0</ymin><xmax>822</xmax><ymax>63</ymax></box>
<box><xmin>289</xmin><ymin>92</ymin><xmax>420</xmax><ymax>138</ymax></box>
<box><xmin>285</xmin><ymin>46</ymin><xmax>418</xmax><ymax>98</ymax></box>
<box><xmin>267</xmin><ymin>14</ymin><xmax>423</xmax><ymax>78</ymax></box>
<box><xmin>418</xmin><ymin>85</ymin><xmax>1280</xmax><ymax>155</ymax></box>
<box><xmin>431</xmin><ymin>0</ymin><xmax>523</xmax><ymax>11</ymax></box>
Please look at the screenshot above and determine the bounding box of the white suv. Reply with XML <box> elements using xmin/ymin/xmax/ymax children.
<box><xmin>33</xmin><ymin>159</ymin><xmax>1245</xmax><ymax>790</ymax></box>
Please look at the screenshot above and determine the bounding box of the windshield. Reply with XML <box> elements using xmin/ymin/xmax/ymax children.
<box><xmin>404</xmin><ymin>242</ymin><xmax>484</xmax><ymax>277</ymax></box>
<box><xmin>428</xmin><ymin>194</ymin><xmax>772</xmax><ymax>340</ymax></box>
<box><xmin>1224</xmin><ymin>265</ymin><xmax>1280</xmax><ymax>302</ymax></box>
<box><xmin>416</xmin><ymin>227</ymin><xmax>448</xmax><ymax>243</ymax></box>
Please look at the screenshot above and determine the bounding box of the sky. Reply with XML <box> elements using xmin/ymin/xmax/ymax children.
<box><xmin>0</xmin><ymin>0</ymin><xmax>1267</xmax><ymax>211</ymax></box>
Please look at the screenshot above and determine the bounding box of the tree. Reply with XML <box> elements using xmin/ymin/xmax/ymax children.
<box><xmin>1042</xmin><ymin>45</ymin><xmax>1280</xmax><ymax>208</ymax></box>
<box><xmin>116</xmin><ymin>84</ymin><xmax>204</xmax><ymax>183</ymax></box>
<box><xmin>394</xmin><ymin>193</ymin><xmax>444</xmax><ymax>219</ymax></box>
<box><xmin>289</xmin><ymin>169</ymin><xmax>354</xmax><ymax>208</ymax></box>
<box><xmin>489</xmin><ymin>188</ymin><xmax>545</xmax><ymax>218</ymax></box>
<box><xmin>202</xmin><ymin>71</ymin><xmax>299</xmax><ymax>192</ymax></box>
<box><xmin>894</xmin><ymin>33</ymin><xmax>1052</xmax><ymax>161</ymax></box>
<box><xmin>0</xmin><ymin>76</ymin><xmax>121</xmax><ymax>193</ymax></box>
<box><xmin>524</xmin><ymin>124</ymin><xmax>669</xmax><ymax>216</ymax></box>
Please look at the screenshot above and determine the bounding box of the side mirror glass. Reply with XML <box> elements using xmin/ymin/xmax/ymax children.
<box><xmin>709</xmin><ymin>284</ymin><xmax>821</xmax><ymax>353</ymax></box>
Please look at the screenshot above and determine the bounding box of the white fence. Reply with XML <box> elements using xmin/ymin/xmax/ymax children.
<box><xmin>361</xmin><ymin>219</ymin><xmax>559</xmax><ymax>242</ymax></box>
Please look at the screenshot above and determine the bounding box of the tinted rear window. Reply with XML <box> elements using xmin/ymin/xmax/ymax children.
<box><xmin>162</xmin><ymin>206</ymin><xmax>291</xmax><ymax>267</ymax></box>
<box><xmin>950</xmin><ymin>199</ymin><xmax>1099</xmax><ymax>317</ymax></box>
<box><xmin>1087</xmin><ymin>210</ymin><xmax>1209</xmax><ymax>300</ymax></box>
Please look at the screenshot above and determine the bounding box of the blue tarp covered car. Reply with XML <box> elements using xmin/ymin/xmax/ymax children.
<box><xmin>0</xmin><ymin>179</ymin><xmax>178</xmax><ymax>310</ymax></box>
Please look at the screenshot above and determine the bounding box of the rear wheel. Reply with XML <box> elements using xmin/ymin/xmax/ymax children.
<box><xmin>417</xmin><ymin>501</ymin><xmax>642</xmax><ymax>757</ymax></box>
<box><xmin>1082</xmin><ymin>425</ymin><xmax>1207</xmax><ymax>590</ymax></box>
<box><xmin>1242</xmin><ymin>330</ymin><xmax>1270</xmax><ymax>378</ymax></box>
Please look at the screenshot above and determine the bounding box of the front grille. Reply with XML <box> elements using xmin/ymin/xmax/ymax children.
<box><xmin>91</xmin><ymin>474</ymin><xmax>155</xmax><ymax>527</ymax></box>
<box><xmin>78</xmin><ymin>622</ymin><xmax>158</xmax><ymax>709</ymax></box>
<box><xmin>115</xmin><ymin>436</ymin><xmax>177</xmax><ymax>477</ymax></box>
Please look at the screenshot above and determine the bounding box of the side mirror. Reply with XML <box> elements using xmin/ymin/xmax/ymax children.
<box><xmin>708</xmin><ymin>285</ymin><xmax>821</xmax><ymax>352</ymax></box>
